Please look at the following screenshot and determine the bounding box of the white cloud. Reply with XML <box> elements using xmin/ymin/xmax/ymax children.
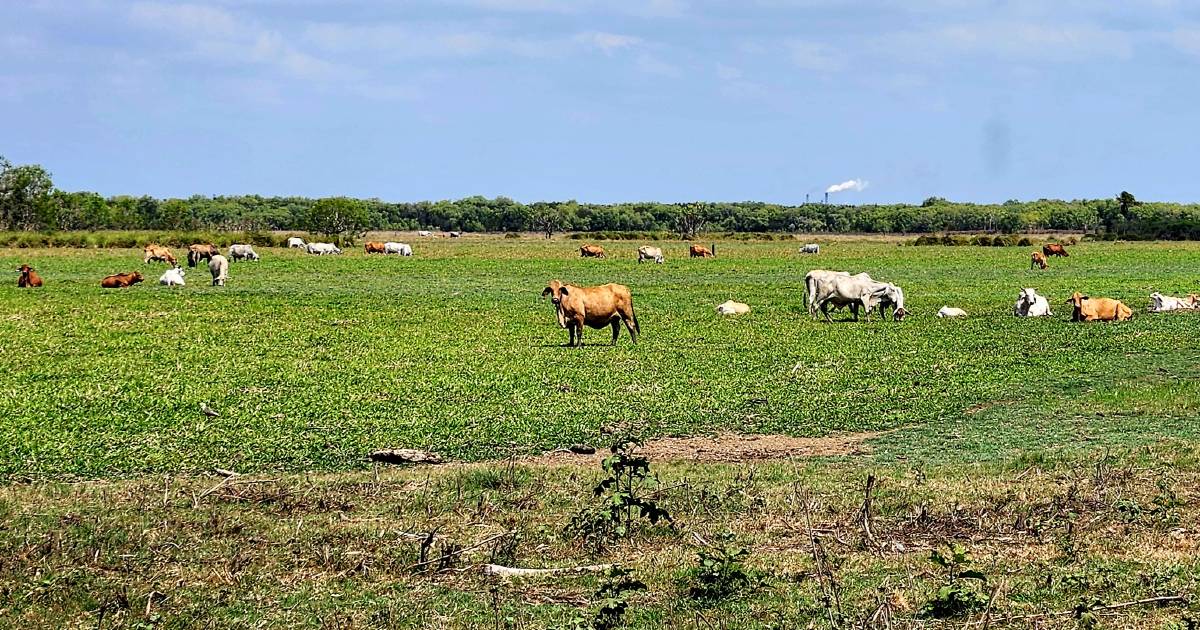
<box><xmin>787</xmin><ymin>40</ymin><xmax>845</xmax><ymax>72</ymax></box>
<box><xmin>575</xmin><ymin>31</ymin><xmax>641</xmax><ymax>55</ymax></box>
<box><xmin>635</xmin><ymin>53</ymin><xmax>681</xmax><ymax>77</ymax></box>
<box><xmin>880</xmin><ymin>22</ymin><xmax>1134</xmax><ymax>63</ymax></box>
<box><xmin>1163</xmin><ymin>28</ymin><xmax>1200</xmax><ymax>57</ymax></box>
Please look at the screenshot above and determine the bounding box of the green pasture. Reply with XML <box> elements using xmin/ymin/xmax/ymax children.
<box><xmin>3</xmin><ymin>237</ymin><xmax>1199</xmax><ymax>479</ymax></box>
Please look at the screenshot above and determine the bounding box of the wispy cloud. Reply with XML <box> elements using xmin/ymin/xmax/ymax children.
<box><xmin>787</xmin><ymin>40</ymin><xmax>845</xmax><ymax>72</ymax></box>
<box><xmin>575</xmin><ymin>31</ymin><xmax>641</xmax><ymax>55</ymax></box>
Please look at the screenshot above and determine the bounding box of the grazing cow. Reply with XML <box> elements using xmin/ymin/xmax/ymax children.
<box><xmin>449</xmin><ymin>231</ymin><xmax>462</xmax><ymax>238</ymax></box>
<box><xmin>417</xmin><ymin>230</ymin><xmax>432</xmax><ymax>237</ymax></box>
<box><xmin>17</xmin><ymin>264</ymin><xmax>42</xmax><ymax>288</ymax></box>
<box><xmin>287</xmin><ymin>237</ymin><xmax>306</xmax><ymax>249</ymax></box>
<box><xmin>937</xmin><ymin>306</ymin><xmax>967</xmax><ymax>318</ymax></box>
<box><xmin>689</xmin><ymin>244</ymin><xmax>714</xmax><ymax>258</ymax></box>
<box><xmin>809</xmin><ymin>272</ymin><xmax>905</xmax><ymax>322</ymax></box>
<box><xmin>1043</xmin><ymin>243</ymin><xmax>1069</xmax><ymax>257</ymax></box>
<box><xmin>1013</xmin><ymin>288</ymin><xmax>1052</xmax><ymax>317</ymax></box>
<box><xmin>101</xmin><ymin>272</ymin><xmax>144</xmax><ymax>288</ymax></box>
<box><xmin>580</xmin><ymin>244</ymin><xmax>606</xmax><ymax>259</ymax></box>
<box><xmin>209</xmin><ymin>255</ymin><xmax>229</xmax><ymax>286</ymax></box>
<box><xmin>637</xmin><ymin>246</ymin><xmax>664</xmax><ymax>264</ymax></box>
<box><xmin>800</xmin><ymin>243</ymin><xmax>820</xmax><ymax>254</ymax></box>
<box><xmin>364</xmin><ymin>241</ymin><xmax>386</xmax><ymax>254</ymax></box>
<box><xmin>1066</xmin><ymin>291</ymin><xmax>1131</xmax><ymax>322</ymax></box>
<box><xmin>159</xmin><ymin>266</ymin><xmax>186</xmax><ymax>287</ymax></box>
<box><xmin>541</xmin><ymin>280</ymin><xmax>639</xmax><ymax>347</ymax></box>
<box><xmin>1030</xmin><ymin>251</ymin><xmax>1048</xmax><ymax>270</ymax></box>
<box><xmin>187</xmin><ymin>243</ymin><xmax>219</xmax><ymax>268</ymax></box>
<box><xmin>716</xmin><ymin>300</ymin><xmax>750</xmax><ymax>316</ymax></box>
<box><xmin>228</xmin><ymin>244</ymin><xmax>260</xmax><ymax>261</ymax></box>
<box><xmin>384</xmin><ymin>242</ymin><xmax>412</xmax><ymax>256</ymax></box>
<box><xmin>306</xmin><ymin>242</ymin><xmax>342</xmax><ymax>255</ymax></box>
<box><xmin>143</xmin><ymin>244</ymin><xmax>177</xmax><ymax>265</ymax></box>
<box><xmin>1148</xmin><ymin>292</ymin><xmax>1198</xmax><ymax>313</ymax></box>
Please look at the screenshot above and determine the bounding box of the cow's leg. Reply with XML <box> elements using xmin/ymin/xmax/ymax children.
<box><xmin>611</xmin><ymin>320</ymin><xmax>620</xmax><ymax>344</ymax></box>
<box><xmin>621</xmin><ymin>315</ymin><xmax>637</xmax><ymax>344</ymax></box>
<box><xmin>821</xmin><ymin>301</ymin><xmax>833</xmax><ymax>323</ymax></box>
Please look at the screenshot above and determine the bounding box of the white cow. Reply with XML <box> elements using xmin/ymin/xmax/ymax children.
<box><xmin>159</xmin><ymin>266</ymin><xmax>185</xmax><ymax>287</ymax></box>
<box><xmin>1014</xmin><ymin>288</ymin><xmax>1052</xmax><ymax>317</ymax></box>
<box><xmin>209</xmin><ymin>255</ymin><xmax>229</xmax><ymax>286</ymax></box>
<box><xmin>385</xmin><ymin>242</ymin><xmax>413</xmax><ymax>256</ymax></box>
<box><xmin>1149</xmin><ymin>292</ymin><xmax>1198</xmax><ymax>312</ymax></box>
<box><xmin>417</xmin><ymin>230</ymin><xmax>432</xmax><ymax>237</ymax></box>
<box><xmin>287</xmin><ymin>237</ymin><xmax>306</xmax><ymax>249</ymax></box>
<box><xmin>228</xmin><ymin>244</ymin><xmax>260</xmax><ymax>261</ymax></box>
<box><xmin>306</xmin><ymin>242</ymin><xmax>342</xmax><ymax>255</ymax></box>
<box><xmin>937</xmin><ymin>306</ymin><xmax>967</xmax><ymax>318</ymax></box>
<box><xmin>448</xmin><ymin>231</ymin><xmax>462</xmax><ymax>238</ymax></box>
<box><xmin>800</xmin><ymin>243</ymin><xmax>820</xmax><ymax>254</ymax></box>
<box><xmin>808</xmin><ymin>271</ymin><xmax>905</xmax><ymax>322</ymax></box>
<box><xmin>637</xmin><ymin>246</ymin><xmax>664</xmax><ymax>264</ymax></box>
<box><xmin>716</xmin><ymin>300</ymin><xmax>750</xmax><ymax>316</ymax></box>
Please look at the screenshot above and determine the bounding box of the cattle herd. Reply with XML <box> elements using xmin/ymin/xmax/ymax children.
<box><xmin>13</xmin><ymin>239</ymin><xmax>1200</xmax><ymax>344</ymax></box>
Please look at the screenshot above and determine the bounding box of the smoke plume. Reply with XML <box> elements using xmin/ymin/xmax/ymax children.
<box><xmin>826</xmin><ymin>179</ymin><xmax>868</xmax><ymax>194</ymax></box>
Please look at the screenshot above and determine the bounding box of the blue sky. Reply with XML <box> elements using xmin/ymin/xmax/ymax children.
<box><xmin>3</xmin><ymin>0</ymin><xmax>1199</xmax><ymax>204</ymax></box>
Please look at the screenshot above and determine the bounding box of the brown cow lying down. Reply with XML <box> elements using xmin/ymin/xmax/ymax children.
<box><xmin>541</xmin><ymin>280</ymin><xmax>639</xmax><ymax>347</ymax></box>
<box><xmin>143</xmin><ymin>244</ymin><xmax>177</xmax><ymax>265</ymax></box>
<box><xmin>364</xmin><ymin>241</ymin><xmax>386</xmax><ymax>254</ymax></box>
<box><xmin>1067</xmin><ymin>291</ymin><xmax>1132</xmax><ymax>322</ymax></box>
<box><xmin>187</xmin><ymin>243</ymin><xmax>219</xmax><ymax>267</ymax></box>
<box><xmin>580</xmin><ymin>244</ymin><xmax>606</xmax><ymax>258</ymax></box>
<box><xmin>17</xmin><ymin>264</ymin><xmax>43</xmax><ymax>287</ymax></box>
<box><xmin>101</xmin><ymin>272</ymin><xmax>144</xmax><ymax>288</ymax></box>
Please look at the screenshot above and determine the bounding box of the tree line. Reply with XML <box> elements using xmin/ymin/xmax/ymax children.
<box><xmin>3</xmin><ymin>156</ymin><xmax>1197</xmax><ymax>239</ymax></box>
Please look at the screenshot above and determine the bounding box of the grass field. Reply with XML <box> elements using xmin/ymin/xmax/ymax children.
<box><xmin>3</xmin><ymin>236</ymin><xmax>1200</xmax><ymax>628</ymax></box>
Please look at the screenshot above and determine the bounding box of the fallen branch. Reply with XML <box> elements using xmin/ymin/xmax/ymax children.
<box><xmin>370</xmin><ymin>448</ymin><xmax>445</xmax><ymax>465</ymax></box>
<box><xmin>483</xmin><ymin>563</ymin><xmax>613</xmax><ymax>577</ymax></box>
<box><xmin>971</xmin><ymin>594</ymin><xmax>1187</xmax><ymax>625</ymax></box>
<box><xmin>407</xmin><ymin>531</ymin><xmax>512</xmax><ymax>572</ymax></box>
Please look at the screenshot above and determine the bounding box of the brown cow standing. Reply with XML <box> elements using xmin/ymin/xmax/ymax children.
<box><xmin>1030</xmin><ymin>251</ymin><xmax>1048</xmax><ymax>269</ymax></box>
<box><xmin>689</xmin><ymin>244</ymin><xmax>714</xmax><ymax>258</ymax></box>
<box><xmin>364</xmin><ymin>241</ymin><xmax>386</xmax><ymax>254</ymax></box>
<box><xmin>1066</xmin><ymin>291</ymin><xmax>1132</xmax><ymax>322</ymax></box>
<box><xmin>17</xmin><ymin>264</ymin><xmax>42</xmax><ymax>288</ymax></box>
<box><xmin>541</xmin><ymin>280</ymin><xmax>639</xmax><ymax>347</ymax></box>
<box><xmin>143</xmin><ymin>244</ymin><xmax>177</xmax><ymax>265</ymax></box>
<box><xmin>101</xmin><ymin>272</ymin><xmax>144</xmax><ymax>288</ymax></box>
<box><xmin>1043</xmin><ymin>243</ymin><xmax>1069</xmax><ymax>257</ymax></box>
<box><xmin>187</xmin><ymin>243</ymin><xmax>219</xmax><ymax>268</ymax></box>
<box><xmin>580</xmin><ymin>245</ymin><xmax>606</xmax><ymax>259</ymax></box>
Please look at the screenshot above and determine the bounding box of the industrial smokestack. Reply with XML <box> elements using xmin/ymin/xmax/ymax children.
<box><xmin>805</xmin><ymin>193</ymin><xmax>809</xmax><ymax>204</ymax></box>
<box><xmin>824</xmin><ymin>192</ymin><xmax>828</xmax><ymax>204</ymax></box>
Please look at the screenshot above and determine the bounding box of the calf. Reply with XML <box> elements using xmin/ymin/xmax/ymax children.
<box><xmin>17</xmin><ymin>264</ymin><xmax>42</xmax><ymax>288</ymax></box>
<box><xmin>101</xmin><ymin>272</ymin><xmax>144</xmax><ymax>288</ymax></box>
<box><xmin>1030</xmin><ymin>251</ymin><xmax>1047</xmax><ymax>269</ymax></box>
<box><xmin>143</xmin><ymin>244</ymin><xmax>177</xmax><ymax>265</ymax></box>
<box><xmin>689</xmin><ymin>244</ymin><xmax>714</xmax><ymax>258</ymax></box>
<box><xmin>209</xmin><ymin>255</ymin><xmax>229</xmax><ymax>286</ymax></box>
<box><xmin>159</xmin><ymin>266</ymin><xmax>186</xmax><ymax>286</ymax></box>
<box><xmin>716</xmin><ymin>300</ymin><xmax>750</xmax><ymax>315</ymax></box>
<box><xmin>1043</xmin><ymin>243</ymin><xmax>1069</xmax><ymax>257</ymax></box>
<box><xmin>187</xmin><ymin>243</ymin><xmax>219</xmax><ymax>267</ymax></box>
<box><xmin>580</xmin><ymin>244</ymin><xmax>606</xmax><ymax>259</ymax></box>
<box><xmin>364</xmin><ymin>241</ymin><xmax>386</xmax><ymax>254</ymax></box>
<box><xmin>541</xmin><ymin>280</ymin><xmax>639</xmax><ymax>347</ymax></box>
<box><xmin>937</xmin><ymin>306</ymin><xmax>967</xmax><ymax>318</ymax></box>
<box><xmin>1067</xmin><ymin>291</ymin><xmax>1132</xmax><ymax>322</ymax></box>
<box><xmin>1013</xmin><ymin>288</ymin><xmax>1052</xmax><ymax>317</ymax></box>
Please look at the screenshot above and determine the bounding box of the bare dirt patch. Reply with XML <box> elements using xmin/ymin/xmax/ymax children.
<box><xmin>527</xmin><ymin>431</ymin><xmax>883</xmax><ymax>466</ymax></box>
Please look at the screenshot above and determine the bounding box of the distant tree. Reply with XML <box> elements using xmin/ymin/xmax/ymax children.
<box><xmin>675</xmin><ymin>203</ymin><xmax>708</xmax><ymax>239</ymax></box>
<box><xmin>304</xmin><ymin>197</ymin><xmax>368</xmax><ymax>242</ymax></box>
<box><xmin>1116</xmin><ymin>191</ymin><xmax>1139</xmax><ymax>216</ymax></box>
<box><xmin>0</xmin><ymin>156</ymin><xmax>55</xmax><ymax>230</ymax></box>
<box><xmin>921</xmin><ymin>196</ymin><xmax>948</xmax><ymax>208</ymax></box>
<box><xmin>528</xmin><ymin>202</ymin><xmax>565</xmax><ymax>238</ymax></box>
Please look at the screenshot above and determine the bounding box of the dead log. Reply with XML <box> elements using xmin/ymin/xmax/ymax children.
<box><xmin>483</xmin><ymin>563</ymin><xmax>613</xmax><ymax>577</ymax></box>
<box><xmin>369</xmin><ymin>449</ymin><xmax>445</xmax><ymax>465</ymax></box>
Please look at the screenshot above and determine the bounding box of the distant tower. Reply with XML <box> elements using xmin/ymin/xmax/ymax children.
<box><xmin>824</xmin><ymin>192</ymin><xmax>829</xmax><ymax>204</ymax></box>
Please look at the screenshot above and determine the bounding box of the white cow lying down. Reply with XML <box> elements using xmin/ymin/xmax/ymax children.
<box><xmin>159</xmin><ymin>266</ymin><xmax>185</xmax><ymax>287</ymax></box>
<box><xmin>716</xmin><ymin>300</ymin><xmax>750</xmax><ymax>316</ymax></box>
<box><xmin>384</xmin><ymin>242</ymin><xmax>412</xmax><ymax>256</ymax></box>
<box><xmin>1149</xmin><ymin>292</ymin><xmax>1198</xmax><ymax>312</ymax></box>
<box><xmin>1013</xmin><ymin>288</ymin><xmax>1052</xmax><ymax>317</ymax></box>
<box><xmin>937</xmin><ymin>306</ymin><xmax>967</xmax><ymax>318</ymax></box>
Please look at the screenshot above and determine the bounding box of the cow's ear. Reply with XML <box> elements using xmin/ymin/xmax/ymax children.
<box><xmin>559</xmin><ymin>286</ymin><xmax>569</xmax><ymax>296</ymax></box>
<box><xmin>541</xmin><ymin>287</ymin><xmax>552</xmax><ymax>297</ymax></box>
<box><xmin>1081</xmin><ymin>295</ymin><xmax>1089</xmax><ymax>300</ymax></box>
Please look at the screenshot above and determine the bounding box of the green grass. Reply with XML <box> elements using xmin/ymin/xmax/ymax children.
<box><xmin>3</xmin><ymin>237</ymin><xmax>1200</xmax><ymax>479</ymax></box>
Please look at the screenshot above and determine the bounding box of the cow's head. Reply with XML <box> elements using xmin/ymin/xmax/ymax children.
<box><xmin>17</xmin><ymin>264</ymin><xmax>31</xmax><ymax>274</ymax></box>
<box><xmin>1065</xmin><ymin>291</ymin><xmax>1086</xmax><ymax>307</ymax></box>
<box><xmin>132</xmin><ymin>272</ymin><xmax>144</xmax><ymax>282</ymax></box>
<box><xmin>542</xmin><ymin>280</ymin><xmax>570</xmax><ymax>305</ymax></box>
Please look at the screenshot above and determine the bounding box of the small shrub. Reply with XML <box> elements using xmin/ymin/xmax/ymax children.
<box><xmin>972</xmin><ymin>235</ymin><xmax>993</xmax><ymax>246</ymax></box>
<box><xmin>503</xmin><ymin>232</ymin><xmax>520</xmax><ymax>239</ymax></box>
<box><xmin>565</xmin><ymin>434</ymin><xmax>672</xmax><ymax>550</ymax></box>
<box><xmin>919</xmin><ymin>543</ymin><xmax>989</xmax><ymax>619</ymax></box>
<box><xmin>683</xmin><ymin>533</ymin><xmax>754</xmax><ymax>601</ymax></box>
<box><xmin>1018</xmin><ymin>237</ymin><xmax>1033</xmax><ymax>247</ymax></box>
<box><xmin>568</xmin><ymin>566</ymin><xmax>646</xmax><ymax>630</ymax></box>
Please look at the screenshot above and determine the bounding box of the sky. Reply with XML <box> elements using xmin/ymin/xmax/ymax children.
<box><xmin>3</xmin><ymin>0</ymin><xmax>1200</xmax><ymax>205</ymax></box>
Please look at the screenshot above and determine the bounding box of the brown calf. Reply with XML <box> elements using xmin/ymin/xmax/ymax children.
<box><xmin>101</xmin><ymin>272</ymin><xmax>144</xmax><ymax>288</ymax></box>
<box><xmin>541</xmin><ymin>280</ymin><xmax>639</xmax><ymax>347</ymax></box>
<box><xmin>17</xmin><ymin>264</ymin><xmax>43</xmax><ymax>288</ymax></box>
<box><xmin>580</xmin><ymin>245</ymin><xmax>606</xmax><ymax>259</ymax></box>
<box><xmin>143</xmin><ymin>244</ymin><xmax>177</xmax><ymax>265</ymax></box>
<box><xmin>1030</xmin><ymin>251</ymin><xmax>1048</xmax><ymax>269</ymax></box>
<box><xmin>187</xmin><ymin>243</ymin><xmax>219</xmax><ymax>267</ymax></box>
<box><xmin>689</xmin><ymin>244</ymin><xmax>714</xmax><ymax>258</ymax></box>
<box><xmin>364</xmin><ymin>241</ymin><xmax>386</xmax><ymax>254</ymax></box>
<box><xmin>1043</xmin><ymin>243</ymin><xmax>1069</xmax><ymax>257</ymax></box>
<box><xmin>1066</xmin><ymin>291</ymin><xmax>1132</xmax><ymax>322</ymax></box>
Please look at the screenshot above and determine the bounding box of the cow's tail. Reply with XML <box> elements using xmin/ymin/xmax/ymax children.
<box><xmin>631</xmin><ymin>306</ymin><xmax>641</xmax><ymax>335</ymax></box>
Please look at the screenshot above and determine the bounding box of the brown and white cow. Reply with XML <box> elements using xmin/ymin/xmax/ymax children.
<box><xmin>187</xmin><ymin>243</ymin><xmax>219</xmax><ymax>267</ymax></box>
<box><xmin>101</xmin><ymin>272</ymin><xmax>144</xmax><ymax>288</ymax></box>
<box><xmin>1030</xmin><ymin>251</ymin><xmax>1048</xmax><ymax>269</ymax></box>
<box><xmin>689</xmin><ymin>244</ymin><xmax>714</xmax><ymax>258</ymax></box>
<box><xmin>17</xmin><ymin>264</ymin><xmax>42</xmax><ymax>288</ymax></box>
<box><xmin>1043</xmin><ymin>243</ymin><xmax>1069</xmax><ymax>257</ymax></box>
<box><xmin>364</xmin><ymin>241</ymin><xmax>386</xmax><ymax>254</ymax></box>
<box><xmin>1066</xmin><ymin>291</ymin><xmax>1132</xmax><ymax>322</ymax></box>
<box><xmin>541</xmin><ymin>280</ymin><xmax>639</xmax><ymax>347</ymax></box>
<box><xmin>143</xmin><ymin>244</ymin><xmax>177</xmax><ymax>265</ymax></box>
<box><xmin>580</xmin><ymin>244</ymin><xmax>606</xmax><ymax>259</ymax></box>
